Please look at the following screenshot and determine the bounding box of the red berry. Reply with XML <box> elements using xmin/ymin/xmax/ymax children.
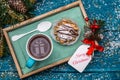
<box><xmin>85</xmin><ymin>17</ymin><xmax>89</xmax><ymax>21</ymax></box>
<box><xmin>94</xmin><ymin>25</ymin><xmax>100</xmax><ymax>29</ymax></box>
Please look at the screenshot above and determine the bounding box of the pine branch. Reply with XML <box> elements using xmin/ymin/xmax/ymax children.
<box><xmin>23</xmin><ymin>0</ymin><xmax>36</xmax><ymax>10</ymax></box>
<box><xmin>84</xmin><ymin>19</ymin><xmax>105</xmax><ymax>42</ymax></box>
<box><xmin>0</xmin><ymin>0</ymin><xmax>36</xmax><ymax>57</ymax></box>
<box><xmin>0</xmin><ymin>0</ymin><xmax>36</xmax><ymax>28</ymax></box>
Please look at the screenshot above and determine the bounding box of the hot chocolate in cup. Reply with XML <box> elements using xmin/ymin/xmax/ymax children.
<box><xmin>26</xmin><ymin>33</ymin><xmax>53</xmax><ymax>68</ymax></box>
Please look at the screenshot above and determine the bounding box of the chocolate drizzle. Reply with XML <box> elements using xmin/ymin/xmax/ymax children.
<box><xmin>58</xmin><ymin>24</ymin><xmax>78</xmax><ymax>34</ymax></box>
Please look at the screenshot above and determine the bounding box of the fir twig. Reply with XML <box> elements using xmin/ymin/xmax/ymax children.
<box><xmin>0</xmin><ymin>0</ymin><xmax>36</xmax><ymax>28</ymax></box>
<box><xmin>84</xmin><ymin>19</ymin><xmax>105</xmax><ymax>42</ymax></box>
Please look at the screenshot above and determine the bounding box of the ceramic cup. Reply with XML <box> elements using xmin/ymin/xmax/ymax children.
<box><xmin>26</xmin><ymin>33</ymin><xmax>53</xmax><ymax>68</ymax></box>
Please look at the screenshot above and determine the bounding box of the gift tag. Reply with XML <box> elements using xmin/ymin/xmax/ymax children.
<box><xmin>68</xmin><ymin>44</ymin><xmax>92</xmax><ymax>73</ymax></box>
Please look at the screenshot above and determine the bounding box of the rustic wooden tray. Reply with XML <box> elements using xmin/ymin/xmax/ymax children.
<box><xmin>3</xmin><ymin>0</ymin><xmax>88</xmax><ymax>79</ymax></box>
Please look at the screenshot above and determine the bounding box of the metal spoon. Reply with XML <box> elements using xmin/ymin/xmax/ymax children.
<box><xmin>12</xmin><ymin>21</ymin><xmax>52</xmax><ymax>41</ymax></box>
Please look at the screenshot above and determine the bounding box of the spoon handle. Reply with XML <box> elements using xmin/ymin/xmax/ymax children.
<box><xmin>12</xmin><ymin>29</ymin><xmax>36</xmax><ymax>41</ymax></box>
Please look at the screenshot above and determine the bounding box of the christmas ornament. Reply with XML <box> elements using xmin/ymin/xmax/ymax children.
<box><xmin>84</xmin><ymin>18</ymin><xmax>105</xmax><ymax>42</ymax></box>
<box><xmin>68</xmin><ymin>17</ymin><xmax>105</xmax><ymax>72</ymax></box>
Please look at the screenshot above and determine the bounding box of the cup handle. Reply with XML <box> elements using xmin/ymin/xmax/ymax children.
<box><xmin>26</xmin><ymin>58</ymin><xmax>36</xmax><ymax>68</ymax></box>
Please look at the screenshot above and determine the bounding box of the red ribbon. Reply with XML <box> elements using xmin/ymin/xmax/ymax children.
<box><xmin>82</xmin><ymin>38</ymin><xmax>104</xmax><ymax>56</ymax></box>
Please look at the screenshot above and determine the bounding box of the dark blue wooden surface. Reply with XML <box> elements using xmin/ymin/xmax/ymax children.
<box><xmin>0</xmin><ymin>0</ymin><xmax>120</xmax><ymax>80</ymax></box>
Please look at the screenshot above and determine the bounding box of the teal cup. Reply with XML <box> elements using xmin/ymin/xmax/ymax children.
<box><xmin>26</xmin><ymin>33</ymin><xmax>53</xmax><ymax>68</ymax></box>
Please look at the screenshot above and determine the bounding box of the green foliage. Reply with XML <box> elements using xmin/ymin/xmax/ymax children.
<box><xmin>0</xmin><ymin>0</ymin><xmax>36</xmax><ymax>28</ymax></box>
<box><xmin>0</xmin><ymin>0</ymin><xmax>36</xmax><ymax>57</ymax></box>
<box><xmin>23</xmin><ymin>0</ymin><xmax>36</xmax><ymax>10</ymax></box>
<box><xmin>84</xmin><ymin>19</ymin><xmax>105</xmax><ymax>42</ymax></box>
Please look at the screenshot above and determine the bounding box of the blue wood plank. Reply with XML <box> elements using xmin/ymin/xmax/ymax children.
<box><xmin>0</xmin><ymin>71</ymin><xmax>120</xmax><ymax>80</ymax></box>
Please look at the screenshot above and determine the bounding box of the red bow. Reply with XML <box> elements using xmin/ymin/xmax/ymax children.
<box><xmin>82</xmin><ymin>38</ymin><xmax>104</xmax><ymax>56</ymax></box>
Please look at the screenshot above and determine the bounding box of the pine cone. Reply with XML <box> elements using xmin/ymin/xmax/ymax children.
<box><xmin>8</xmin><ymin>0</ymin><xmax>27</xmax><ymax>14</ymax></box>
